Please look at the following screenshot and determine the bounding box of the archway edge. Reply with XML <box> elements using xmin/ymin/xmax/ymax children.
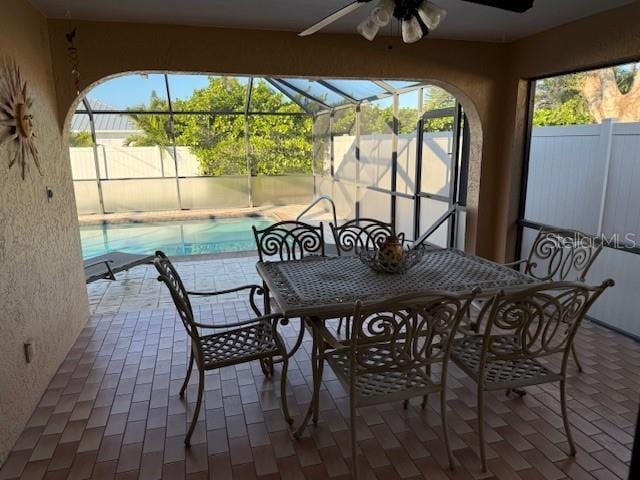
<box><xmin>51</xmin><ymin>21</ymin><xmax>508</xmax><ymax>256</ymax></box>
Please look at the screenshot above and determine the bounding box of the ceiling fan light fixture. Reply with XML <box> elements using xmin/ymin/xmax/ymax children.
<box><xmin>371</xmin><ymin>0</ymin><xmax>395</xmax><ymax>27</ymax></box>
<box><xmin>357</xmin><ymin>15</ymin><xmax>380</xmax><ymax>41</ymax></box>
<box><xmin>401</xmin><ymin>15</ymin><xmax>423</xmax><ymax>43</ymax></box>
<box><xmin>417</xmin><ymin>1</ymin><xmax>447</xmax><ymax>31</ymax></box>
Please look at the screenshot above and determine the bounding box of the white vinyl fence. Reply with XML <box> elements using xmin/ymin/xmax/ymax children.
<box><xmin>523</xmin><ymin>120</ymin><xmax>640</xmax><ymax>337</ymax></box>
<box><xmin>70</xmin><ymin>145</ymin><xmax>314</xmax><ymax>214</ymax></box>
<box><xmin>315</xmin><ymin>131</ymin><xmax>455</xmax><ymax>246</ymax></box>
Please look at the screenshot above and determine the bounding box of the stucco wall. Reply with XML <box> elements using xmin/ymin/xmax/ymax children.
<box><xmin>0</xmin><ymin>0</ymin><xmax>89</xmax><ymax>463</ymax></box>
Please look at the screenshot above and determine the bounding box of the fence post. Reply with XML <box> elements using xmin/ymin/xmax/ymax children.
<box><xmin>596</xmin><ymin>118</ymin><xmax>615</xmax><ymax>236</ymax></box>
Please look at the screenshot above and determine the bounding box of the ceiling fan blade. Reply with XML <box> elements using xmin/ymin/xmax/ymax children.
<box><xmin>299</xmin><ymin>1</ymin><xmax>368</xmax><ymax>37</ymax></box>
<box><xmin>461</xmin><ymin>0</ymin><xmax>534</xmax><ymax>13</ymax></box>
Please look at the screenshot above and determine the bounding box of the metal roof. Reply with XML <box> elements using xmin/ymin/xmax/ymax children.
<box><xmin>71</xmin><ymin>99</ymin><xmax>138</xmax><ymax>132</ymax></box>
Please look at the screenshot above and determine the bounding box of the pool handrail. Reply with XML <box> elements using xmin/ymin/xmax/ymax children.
<box><xmin>296</xmin><ymin>195</ymin><xmax>338</xmax><ymax>227</ymax></box>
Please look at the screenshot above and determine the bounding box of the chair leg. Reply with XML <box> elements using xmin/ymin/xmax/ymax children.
<box><xmin>179</xmin><ymin>350</ymin><xmax>194</xmax><ymax>399</ymax></box>
<box><xmin>185</xmin><ymin>366</ymin><xmax>204</xmax><ymax>447</ymax></box>
<box><xmin>560</xmin><ymin>379</ymin><xmax>577</xmax><ymax>456</ymax></box>
<box><xmin>337</xmin><ymin>317</ymin><xmax>344</xmax><ymax>334</ymax></box>
<box><xmin>422</xmin><ymin>364</ymin><xmax>431</xmax><ymax>409</ymax></box>
<box><xmin>477</xmin><ymin>386</ymin><xmax>487</xmax><ymax>473</ymax></box>
<box><xmin>441</xmin><ymin>390</ymin><xmax>454</xmax><ymax>470</ymax></box>
<box><xmin>313</xmin><ymin>353</ymin><xmax>325</xmax><ymax>425</ymax></box>
<box><xmin>279</xmin><ymin>353</ymin><xmax>293</xmax><ymax>425</ymax></box>
<box><xmin>351</xmin><ymin>400</ymin><xmax>359</xmax><ymax>480</ymax></box>
<box><xmin>571</xmin><ymin>344</ymin><xmax>583</xmax><ymax>373</ymax></box>
<box><xmin>259</xmin><ymin>357</ymin><xmax>274</xmax><ymax>377</ymax></box>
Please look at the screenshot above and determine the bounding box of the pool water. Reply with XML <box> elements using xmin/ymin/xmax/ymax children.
<box><xmin>80</xmin><ymin>216</ymin><xmax>273</xmax><ymax>260</ymax></box>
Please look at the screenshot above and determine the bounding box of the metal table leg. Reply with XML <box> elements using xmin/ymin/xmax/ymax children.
<box><xmin>293</xmin><ymin>318</ymin><xmax>321</xmax><ymax>438</ymax></box>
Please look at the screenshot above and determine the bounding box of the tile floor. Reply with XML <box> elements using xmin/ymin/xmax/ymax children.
<box><xmin>1</xmin><ymin>289</ymin><xmax>638</xmax><ymax>479</ymax></box>
<box><xmin>87</xmin><ymin>256</ymin><xmax>262</xmax><ymax>316</ymax></box>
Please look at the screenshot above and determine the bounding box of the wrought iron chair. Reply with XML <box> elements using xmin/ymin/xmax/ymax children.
<box><xmin>329</xmin><ymin>218</ymin><xmax>395</xmax><ymax>256</ymax></box>
<box><xmin>452</xmin><ymin>280</ymin><xmax>613</xmax><ymax>473</ymax></box>
<box><xmin>252</xmin><ymin>220</ymin><xmax>325</xmax><ymax>263</ymax></box>
<box><xmin>252</xmin><ymin>220</ymin><xmax>326</xmax><ymax>357</ymax></box>
<box><xmin>514</xmin><ymin>228</ymin><xmax>604</xmax><ymax>282</ymax></box>
<box><xmin>329</xmin><ymin>218</ymin><xmax>395</xmax><ymax>336</ymax></box>
<box><xmin>471</xmin><ymin>228</ymin><xmax>605</xmax><ymax>371</ymax></box>
<box><xmin>316</xmin><ymin>290</ymin><xmax>478</xmax><ymax>478</ymax></box>
<box><xmin>153</xmin><ymin>251</ymin><xmax>292</xmax><ymax>446</ymax></box>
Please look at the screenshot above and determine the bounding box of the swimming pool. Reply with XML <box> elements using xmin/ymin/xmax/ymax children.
<box><xmin>79</xmin><ymin>216</ymin><xmax>273</xmax><ymax>260</ymax></box>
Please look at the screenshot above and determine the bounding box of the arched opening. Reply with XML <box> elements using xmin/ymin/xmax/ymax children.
<box><xmin>66</xmin><ymin>72</ymin><xmax>481</xmax><ymax>264</ymax></box>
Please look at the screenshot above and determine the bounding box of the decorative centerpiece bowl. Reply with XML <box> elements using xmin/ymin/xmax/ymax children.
<box><xmin>358</xmin><ymin>234</ymin><xmax>424</xmax><ymax>274</ymax></box>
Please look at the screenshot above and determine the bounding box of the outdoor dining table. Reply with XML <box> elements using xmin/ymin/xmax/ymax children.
<box><xmin>255</xmin><ymin>247</ymin><xmax>538</xmax><ymax>435</ymax></box>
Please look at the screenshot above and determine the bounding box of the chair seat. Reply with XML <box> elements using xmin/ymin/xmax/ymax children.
<box><xmin>200</xmin><ymin>321</ymin><xmax>280</xmax><ymax>369</ymax></box>
<box><xmin>451</xmin><ymin>335</ymin><xmax>562</xmax><ymax>391</ymax></box>
<box><xmin>324</xmin><ymin>345</ymin><xmax>440</xmax><ymax>406</ymax></box>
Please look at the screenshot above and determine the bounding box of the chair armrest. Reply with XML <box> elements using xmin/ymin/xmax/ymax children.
<box><xmin>192</xmin><ymin>313</ymin><xmax>281</xmax><ymax>330</ymax></box>
<box><xmin>502</xmin><ymin>259</ymin><xmax>532</xmax><ymax>269</ymax></box>
<box><xmin>187</xmin><ymin>284</ymin><xmax>264</xmax><ymax>296</ymax></box>
<box><xmin>188</xmin><ymin>284</ymin><xmax>264</xmax><ymax>317</ymax></box>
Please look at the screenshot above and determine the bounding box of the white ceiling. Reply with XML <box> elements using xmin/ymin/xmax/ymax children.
<box><xmin>29</xmin><ymin>0</ymin><xmax>635</xmax><ymax>42</ymax></box>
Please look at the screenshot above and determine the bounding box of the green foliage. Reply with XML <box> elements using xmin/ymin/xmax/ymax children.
<box><xmin>69</xmin><ymin>130</ymin><xmax>93</xmax><ymax>147</ymax></box>
<box><xmin>533</xmin><ymin>96</ymin><xmax>595</xmax><ymax>127</ymax></box>
<box><xmin>127</xmin><ymin>79</ymin><xmax>312</xmax><ymax>176</ymax></box>
<box><xmin>124</xmin><ymin>92</ymin><xmax>173</xmax><ymax>148</ymax></box>
<box><xmin>125</xmin><ymin>80</ymin><xmax>458</xmax><ymax>177</ymax></box>
<box><xmin>532</xmin><ymin>74</ymin><xmax>595</xmax><ymax>126</ymax></box>
<box><xmin>613</xmin><ymin>64</ymin><xmax>638</xmax><ymax>94</ymax></box>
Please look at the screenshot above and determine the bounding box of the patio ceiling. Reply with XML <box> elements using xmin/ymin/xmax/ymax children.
<box><xmin>30</xmin><ymin>0</ymin><xmax>635</xmax><ymax>42</ymax></box>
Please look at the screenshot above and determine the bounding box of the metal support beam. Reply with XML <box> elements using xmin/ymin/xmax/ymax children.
<box><xmin>83</xmin><ymin>97</ymin><xmax>105</xmax><ymax>214</ymax></box>
<box><xmin>264</xmin><ymin>78</ymin><xmax>314</xmax><ymax>115</ymax></box>
<box><xmin>276</xmin><ymin>79</ymin><xmax>333</xmax><ymax>110</ymax></box>
<box><xmin>75</xmin><ymin>109</ymin><xmax>309</xmax><ymax>116</ymax></box>
<box><xmin>245</xmin><ymin>77</ymin><xmax>254</xmax><ymax>207</ymax></box>
<box><xmin>390</xmin><ymin>92</ymin><xmax>399</xmax><ymax>230</ymax></box>
<box><xmin>355</xmin><ymin>105</ymin><xmax>361</xmax><ymax>221</ymax></box>
<box><xmin>448</xmin><ymin>103</ymin><xmax>463</xmax><ymax>248</ymax></box>
<box><xmin>164</xmin><ymin>73</ymin><xmax>183</xmax><ymax>210</ymax></box>
<box><xmin>373</xmin><ymin>80</ymin><xmax>397</xmax><ymax>94</ymax></box>
<box><xmin>317</xmin><ymin>80</ymin><xmax>358</xmax><ymax>104</ymax></box>
<box><xmin>413</xmin><ymin>118</ymin><xmax>424</xmax><ymax>241</ymax></box>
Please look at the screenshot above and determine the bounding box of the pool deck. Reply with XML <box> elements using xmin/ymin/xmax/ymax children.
<box><xmin>87</xmin><ymin>254</ymin><xmax>263</xmax><ymax>315</ymax></box>
<box><xmin>78</xmin><ymin>204</ymin><xmax>314</xmax><ymax>225</ymax></box>
<box><xmin>83</xmin><ymin>204</ymin><xmax>341</xmax><ymax>314</ymax></box>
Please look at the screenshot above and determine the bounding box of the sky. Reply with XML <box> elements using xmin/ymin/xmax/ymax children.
<box><xmin>84</xmin><ymin>73</ymin><xmax>433</xmax><ymax>111</ymax></box>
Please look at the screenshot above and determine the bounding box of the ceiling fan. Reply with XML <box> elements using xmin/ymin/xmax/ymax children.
<box><xmin>299</xmin><ymin>0</ymin><xmax>535</xmax><ymax>44</ymax></box>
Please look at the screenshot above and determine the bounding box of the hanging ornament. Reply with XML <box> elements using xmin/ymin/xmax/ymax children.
<box><xmin>65</xmin><ymin>27</ymin><xmax>81</xmax><ymax>95</ymax></box>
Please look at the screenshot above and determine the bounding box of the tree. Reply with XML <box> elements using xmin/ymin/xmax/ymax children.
<box><xmin>172</xmin><ymin>78</ymin><xmax>312</xmax><ymax>176</ymax></box>
<box><xmin>533</xmin><ymin>74</ymin><xmax>595</xmax><ymax>126</ymax></box>
<box><xmin>69</xmin><ymin>130</ymin><xmax>93</xmax><ymax>147</ymax></box>
<box><xmin>124</xmin><ymin>91</ymin><xmax>175</xmax><ymax>174</ymax></box>
<box><xmin>581</xmin><ymin>65</ymin><xmax>640</xmax><ymax>122</ymax></box>
<box><xmin>532</xmin><ymin>63</ymin><xmax>640</xmax><ymax>126</ymax></box>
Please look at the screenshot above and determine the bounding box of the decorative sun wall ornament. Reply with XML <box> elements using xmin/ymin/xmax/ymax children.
<box><xmin>0</xmin><ymin>57</ymin><xmax>42</xmax><ymax>180</ymax></box>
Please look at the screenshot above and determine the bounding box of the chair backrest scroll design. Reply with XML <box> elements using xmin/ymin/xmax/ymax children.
<box><xmin>330</xmin><ymin>218</ymin><xmax>394</xmax><ymax>255</ymax></box>
<box><xmin>525</xmin><ymin>228</ymin><xmax>604</xmax><ymax>281</ymax></box>
<box><xmin>349</xmin><ymin>291</ymin><xmax>477</xmax><ymax>378</ymax></box>
<box><xmin>252</xmin><ymin>220</ymin><xmax>325</xmax><ymax>261</ymax></box>
<box><xmin>479</xmin><ymin>280</ymin><xmax>613</xmax><ymax>368</ymax></box>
